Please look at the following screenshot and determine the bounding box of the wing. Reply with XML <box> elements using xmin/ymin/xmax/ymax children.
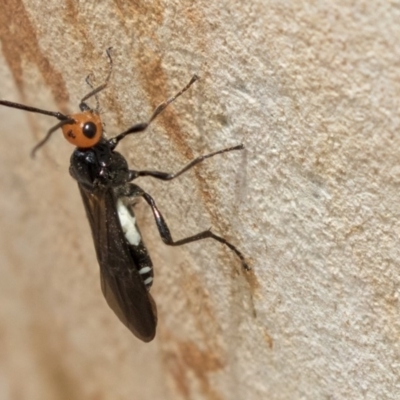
<box><xmin>78</xmin><ymin>185</ymin><xmax>157</xmax><ymax>342</ymax></box>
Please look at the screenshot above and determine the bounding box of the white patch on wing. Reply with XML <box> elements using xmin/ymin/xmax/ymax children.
<box><xmin>117</xmin><ymin>199</ymin><xmax>141</xmax><ymax>246</ymax></box>
<box><xmin>144</xmin><ymin>277</ymin><xmax>153</xmax><ymax>285</ymax></box>
<box><xmin>139</xmin><ymin>266</ymin><xmax>151</xmax><ymax>275</ymax></box>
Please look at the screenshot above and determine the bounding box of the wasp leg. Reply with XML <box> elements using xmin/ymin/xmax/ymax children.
<box><xmin>117</xmin><ymin>184</ymin><xmax>249</xmax><ymax>271</ymax></box>
<box><xmin>128</xmin><ymin>144</ymin><xmax>244</xmax><ymax>181</ymax></box>
<box><xmin>31</xmin><ymin>118</ymin><xmax>75</xmax><ymax>158</ymax></box>
<box><xmin>109</xmin><ymin>75</ymin><xmax>199</xmax><ymax>149</ymax></box>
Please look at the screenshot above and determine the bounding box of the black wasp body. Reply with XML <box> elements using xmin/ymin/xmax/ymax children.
<box><xmin>0</xmin><ymin>49</ymin><xmax>248</xmax><ymax>342</ymax></box>
<box><xmin>71</xmin><ymin>140</ymin><xmax>157</xmax><ymax>341</ymax></box>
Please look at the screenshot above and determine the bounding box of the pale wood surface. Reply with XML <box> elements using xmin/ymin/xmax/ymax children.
<box><xmin>0</xmin><ymin>1</ymin><xmax>399</xmax><ymax>399</ymax></box>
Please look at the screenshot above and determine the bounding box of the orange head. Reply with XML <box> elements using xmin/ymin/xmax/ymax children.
<box><xmin>62</xmin><ymin>111</ymin><xmax>103</xmax><ymax>148</ymax></box>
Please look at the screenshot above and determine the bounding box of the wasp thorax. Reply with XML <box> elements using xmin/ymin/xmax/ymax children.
<box><xmin>62</xmin><ymin>111</ymin><xmax>103</xmax><ymax>148</ymax></box>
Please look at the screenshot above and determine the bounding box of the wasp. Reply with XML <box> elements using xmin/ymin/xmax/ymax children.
<box><xmin>0</xmin><ymin>49</ymin><xmax>248</xmax><ymax>341</ymax></box>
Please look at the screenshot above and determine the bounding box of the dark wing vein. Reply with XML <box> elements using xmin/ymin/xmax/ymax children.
<box><xmin>78</xmin><ymin>185</ymin><xmax>157</xmax><ymax>342</ymax></box>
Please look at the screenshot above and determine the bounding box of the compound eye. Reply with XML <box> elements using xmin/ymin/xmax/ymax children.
<box><xmin>83</xmin><ymin>121</ymin><xmax>97</xmax><ymax>138</ymax></box>
<box><xmin>62</xmin><ymin>111</ymin><xmax>103</xmax><ymax>148</ymax></box>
